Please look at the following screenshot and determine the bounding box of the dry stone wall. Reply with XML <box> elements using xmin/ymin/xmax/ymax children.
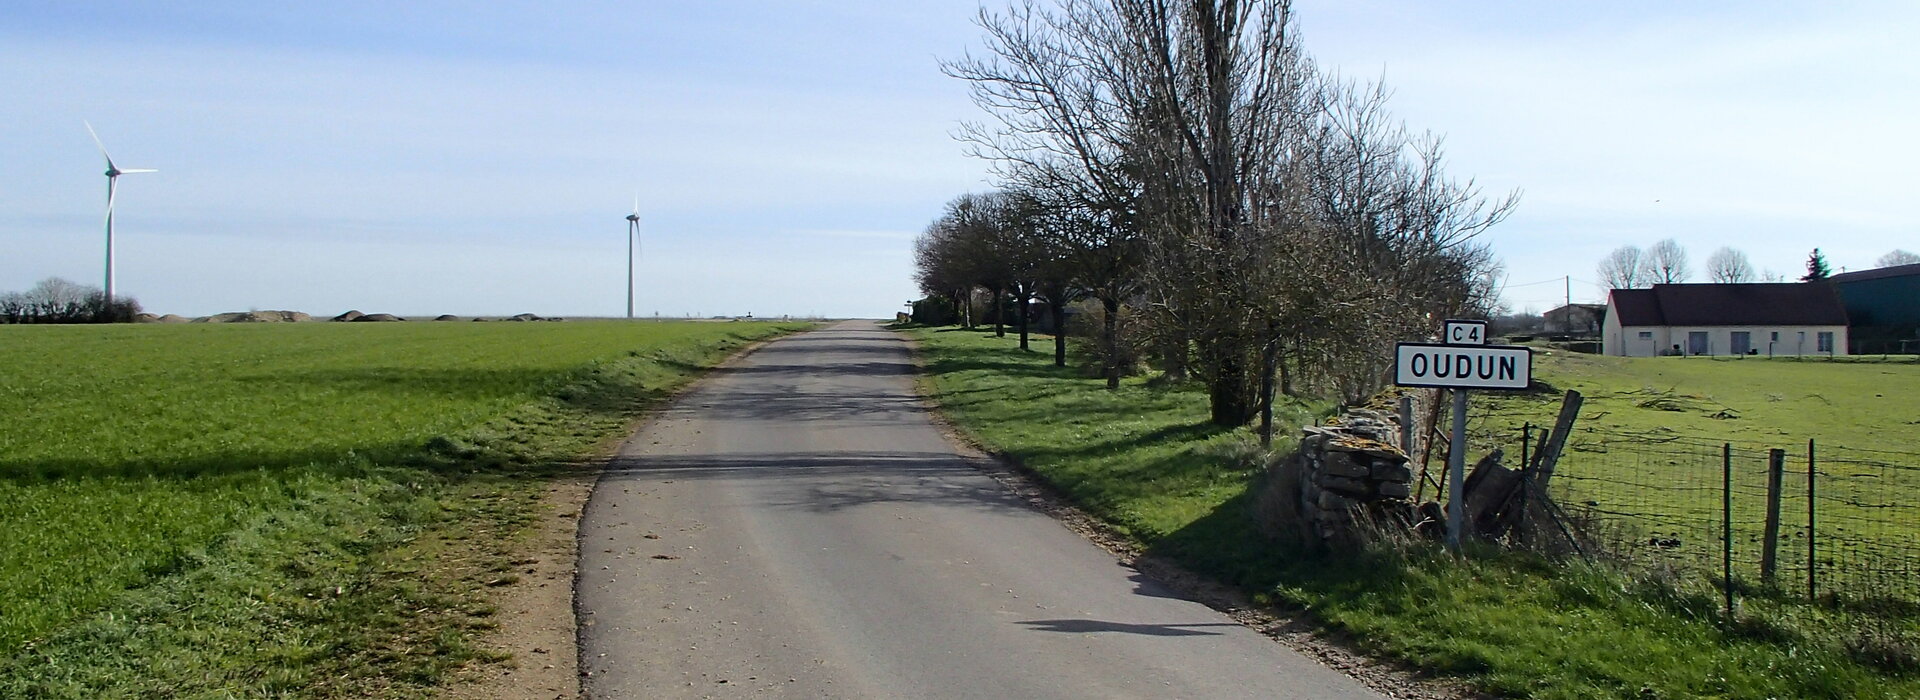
<box><xmin>1286</xmin><ymin>408</ymin><xmax>1421</xmax><ymax>545</ymax></box>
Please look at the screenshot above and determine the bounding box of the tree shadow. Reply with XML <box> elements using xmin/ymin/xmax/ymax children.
<box><xmin>0</xmin><ymin>440</ymin><xmax>426</xmax><ymax>482</ymax></box>
<box><xmin>1016</xmin><ymin>618</ymin><xmax>1234</xmax><ymax>636</ymax></box>
<box><xmin>656</xmin><ymin>388</ymin><xmax>927</xmax><ymax>425</ymax></box>
<box><xmin>1019</xmin><ymin>421</ymin><xmax>1230</xmax><ymax>462</ymax></box>
<box><xmin>602</xmin><ymin>451</ymin><xmax>1033</xmax><ymax>516</ymax></box>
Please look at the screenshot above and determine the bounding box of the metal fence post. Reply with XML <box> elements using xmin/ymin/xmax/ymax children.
<box><xmin>1517</xmin><ymin>424</ymin><xmax>1533</xmax><ymax>547</ymax></box>
<box><xmin>1521</xmin><ymin>424</ymin><xmax>1532</xmax><ymax>471</ymax></box>
<box><xmin>1762</xmin><ymin>448</ymin><xmax>1786</xmax><ymax>585</ymax></box>
<box><xmin>1807</xmin><ymin>438</ymin><xmax>1818</xmax><ymax>601</ymax></box>
<box><xmin>1723</xmin><ymin>442</ymin><xmax>1735</xmax><ymax>618</ymax></box>
<box><xmin>1446</xmin><ymin>388</ymin><xmax>1469</xmax><ymax>553</ymax></box>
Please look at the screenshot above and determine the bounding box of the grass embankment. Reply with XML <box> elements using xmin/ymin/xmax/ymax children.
<box><xmin>906</xmin><ymin>326</ymin><xmax>1920</xmax><ymax>699</ymax></box>
<box><xmin>0</xmin><ymin>320</ymin><xmax>805</xmax><ymax>696</ymax></box>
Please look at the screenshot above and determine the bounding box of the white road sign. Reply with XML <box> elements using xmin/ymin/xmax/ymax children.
<box><xmin>1442</xmin><ymin>319</ymin><xmax>1487</xmax><ymax>346</ymax></box>
<box><xmin>1393</xmin><ymin>342</ymin><xmax>1533</xmax><ymax>390</ymax></box>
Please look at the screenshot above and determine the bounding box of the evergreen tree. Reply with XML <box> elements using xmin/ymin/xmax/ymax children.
<box><xmin>1801</xmin><ymin>248</ymin><xmax>1832</xmax><ymax>281</ymax></box>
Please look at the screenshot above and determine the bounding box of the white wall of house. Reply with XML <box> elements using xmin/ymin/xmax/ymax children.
<box><xmin>1605</xmin><ymin>323</ymin><xmax>1848</xmax><ymax>357</ymax></box>
<box><xmin>1602</xmin><ymin>311</ymin><xmax>1664</xmax><ymax>356</ymax></box>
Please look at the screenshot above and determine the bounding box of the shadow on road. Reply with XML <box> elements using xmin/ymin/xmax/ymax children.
<box><xmin>657</xmin><ymin>388</ymin><xmax>924</xmax><ymax>424</ymax></box>
<box><xmin>605</xmin><ymin>451</ymin><xmax>1034</xmax><ymax>516</ymax></box>
<box><xmin>1016</xmin><ymin>619</ymin><xmax>1234</xmax><ymax>637</ymax></box>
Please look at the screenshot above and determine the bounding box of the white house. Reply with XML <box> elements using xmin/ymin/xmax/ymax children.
<box><xmin>1603</xmin><ymin>283</ymin><xmax>1850</xmax><ymax>358</ymax></box>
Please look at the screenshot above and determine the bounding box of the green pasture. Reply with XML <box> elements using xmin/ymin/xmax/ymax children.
<box><xmin>907</xmin><ymin>326</ymin><xmax>1920</xmax><ymax>698</ymax></box>
<box><xmin>1472</xmin><ymin>350</ymin><xmax>1920</xmax><ymax>599</ymax></box>
<box><xmin>0</xmin><ymin>320</ymin><xmax>802</xmax><ymax>695</ymax></box>
<box><xmin>1475</xmin><ymin>348</ymin><xmax>1920</xmax><ymax>454</ymax></box>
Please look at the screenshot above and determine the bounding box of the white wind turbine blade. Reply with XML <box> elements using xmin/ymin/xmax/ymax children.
<box><xmin>118</xmin><ymin>168</ymin><xmax>158</xmax><ymax>174</ymax></box>
<box><xmin>84</xmin><ymin>120</ymin><xmax>117</xmax><ymax>171</ymax></box>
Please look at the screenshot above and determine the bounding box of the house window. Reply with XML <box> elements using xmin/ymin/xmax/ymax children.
<box><xmin>1637</xmin><ymin>331</ymin><xmax>1653</xmax><ymax>339</ymax></box>
<box><xmin>1818</xmin><ymin>332</ymin><xmax>1834</xmax><ymax>353</ymax></box>
<box><xmin>1771</xmin><ymin>332</ymin><xmax>1779</xmax><ymax>342</ymax></box>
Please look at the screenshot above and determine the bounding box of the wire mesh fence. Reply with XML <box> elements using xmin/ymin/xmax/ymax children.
<box><xmin>1472</xmin><ymin>423</ymin><xmax>1920</xmax><ymax>612</ymax></box>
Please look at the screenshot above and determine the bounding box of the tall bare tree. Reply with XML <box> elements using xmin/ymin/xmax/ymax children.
<box><xmin>1117</xmin><ymin>0</ymin><xmax>1324</xmax><ymax>425</ymax></box>
<box><xmin>1705</xmin><ymin>246</ymin><xmax>1754</xmax><ymax>283</ymax></box>
<box><xmin>1878</xmin><ymin>249</ymin><xmax>1920</xmax><ymax>268</ymax></box>
<box><xmin>1597</xmin><ymin>245</ymin><xmax>1648</xmax><ymax>290</ymax></box>
<box><xmin>945</xmin><ymin>1</ymin><xmax>1147</xmax><ymax>388</ymax></box>
<box><xmin>1645</xmin><ymin>238</ymin><xmax>1690</xmax><ymax>284</ymax></box>
<box><xmin>1269</xmin><ymin>75</ymin><xmax>1511</xmax><ymax>408</ymax></box>
<box><xmin>948</xmin><ymin>0</ymin><xmax>1513</xmax><ymax>425</ymax></box>
<box><xmin>914</xmin><ymin>193</ymin><xmax>1009</xmax><ymax>329</ymax></box>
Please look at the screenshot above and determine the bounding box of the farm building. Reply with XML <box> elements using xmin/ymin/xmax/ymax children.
<box><xmin>1602</xmin><ymin>283</ymin><xmax>1849</xmax><ymax>357</ymax></box>
<box><xmin>1543</xmin><ymin>303</ymin><xmax>1606</xmax><ymax>337</ymax></box>
<box><xmin>1827</xmin><ymin>263</ymin><xmax>1920</xmax><ymax>354</ymax></box>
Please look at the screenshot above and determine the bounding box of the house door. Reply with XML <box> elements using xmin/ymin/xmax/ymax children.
<box><xmin>1730</xmin><ymin>332</ymin><xmax>1751</xmax><ymax>355</ymax></box>
<box><xmin>1688</xmin><ymin>331</ymin><xmax>1710</xmax><ymax>355</ymax></box>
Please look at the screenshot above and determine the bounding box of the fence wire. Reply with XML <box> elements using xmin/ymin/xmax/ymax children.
<box><xmin>1471</xmin><ymin>425</ymin><xmax>1920</xmax><ymax>609</ymax></box>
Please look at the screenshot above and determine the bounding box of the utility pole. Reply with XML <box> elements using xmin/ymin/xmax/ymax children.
<box><xmin>1563</xmin><ymin>276</ymin><xmax>1571</xmax><ymax>333</ymax></box>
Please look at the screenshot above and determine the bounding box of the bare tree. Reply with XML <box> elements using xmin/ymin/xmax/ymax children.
<box><xmin>948</xmin><ymin>0</ymin><xmax>1513</xmax><ymax>425</ymax></box>
<box><xmin>1267</xmin><ymin>75</ymin><xmax>1512</xmax><ymax>411</ymax></box>
<box><xmin>1117</xmin><ymin>0</ymin><xmax>1327</xmax><ymax>425</ymax></box>
<box><xmin>1705</xmin><ymin>246</ymin><xmax>1754</xmax><ymax>283</ymax></box>
<box><xmin>914</xmin><ymin>193</ymin><xmax>1006</xmax><ymax>329</ymax></box>
<box><xmin>944</xmin><ymin>1</ymin><xmax>1147</xmax><ymax>388</ymax></box>
<box><xmin>1878</xmin><ymin>249</ymin><xmax>1920</xmax><ymax>268</ymax></box>
<box><xmin>1645</xmin><ymin>238</ymin><xmax>1690</xmax><ymax>284</ymax></box>
<box><xmin>1597</xmin><ymin>245</ymin><xmax>1648</xmax><ymax>290</ymax></box>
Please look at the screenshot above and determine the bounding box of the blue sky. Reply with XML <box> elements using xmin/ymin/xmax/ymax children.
<box><xmin>2</xmin><ymin>2</ymin><xmax>1914</xmax><ymax>318</ymax></box>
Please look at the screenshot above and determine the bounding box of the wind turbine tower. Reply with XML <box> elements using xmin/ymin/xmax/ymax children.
<box><xmin>626</xmin><ymin>197</ymin><xmax>640</xmax><ymax>319</ymax></box>
<box><xmin>85</xmin><ymin>122</ymin><xmax>157</xmax><ymax>305</ymax></box>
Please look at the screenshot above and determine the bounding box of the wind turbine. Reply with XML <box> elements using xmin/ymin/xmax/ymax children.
<box><xmin>85</xmin><ymin>121</ymin><xmax>157</xmax><ymax>305</ymax></box>
<box><xmin>625</xmin><ymin>195</ymin><xmax>640</xmax><ymax>319</ymax></box>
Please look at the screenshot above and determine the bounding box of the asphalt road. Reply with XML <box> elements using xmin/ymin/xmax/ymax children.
<box><xmin>577</xmin><ymin>320</ymin><xmax>1382</xmax><ymax>699</ymax></box>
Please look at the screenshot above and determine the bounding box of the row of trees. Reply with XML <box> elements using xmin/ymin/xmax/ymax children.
<box><xmin>1599</xmin><ymin>243</ymin><xmax>1917</xmax><ymax>289</ymax></box>
<box><xmin>0</xmin><ymin>277</ymin><xmax>142</xmax><ymax>324</ymax></box>
<box><xmin>916</xmin><ymin>0</ymin><xmax>1516</xmax><ymax>430</ymax></box>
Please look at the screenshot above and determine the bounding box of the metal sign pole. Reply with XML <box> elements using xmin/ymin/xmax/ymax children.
<box><xmin>1393</xmin><ymin>318</ymin><xmax>1531</xmax><ymax>554</ymax></box>
<box><xmin>1447</xmin><ymin>387</ymin><xmax>1469</xmax><ymax>552</ymax></box>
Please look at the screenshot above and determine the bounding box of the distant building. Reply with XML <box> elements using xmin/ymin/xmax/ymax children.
<box><xmin>1542</xmin><ymin>303</ymin><xmax>1606</xmax><ymax>337</ymax></box>
<box><xmin>1602</xmin><ymin>283</ymin><xmax>1849</xmax><ymax>357</ymax></box>
<box><xmin>1827</xmin><ymin>263</ymin><xmax>1920</xmax><ymax>354</ymax></box>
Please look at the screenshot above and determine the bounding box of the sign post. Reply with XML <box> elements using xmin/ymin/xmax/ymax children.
<box><xmin>1394</xmin><ymin>320</ymin><xmax>1532</xmax><ymax>552</ymax></box>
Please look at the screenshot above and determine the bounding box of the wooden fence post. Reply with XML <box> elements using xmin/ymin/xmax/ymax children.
<box><xmin>1762</xmin><ymin>448</ymin><xmax>1786</xmax><ymax>585</ymax></box>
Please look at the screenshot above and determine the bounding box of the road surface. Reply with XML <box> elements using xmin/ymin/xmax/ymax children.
<box><xmin>577</xmin><ymin>321</ymin><xmax>1382</xmax><ymax>699</ymax></box>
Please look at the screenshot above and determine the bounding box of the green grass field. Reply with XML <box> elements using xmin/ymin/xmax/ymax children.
<box><xmin>0</xmin><ymin>320</ymin><xmax>803</xmax><ymax>695</ymax></box>
<box><xmin>907</xmin><ymin>326</ymin><xmax>1920</xmax><ymax>699</ymax></box>
<box><xmin>1475</xmin><ymin>348</ymin><xmax>1920</xmax><ymax>454</ymax></box>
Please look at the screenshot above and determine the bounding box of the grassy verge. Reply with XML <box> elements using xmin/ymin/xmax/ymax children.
<box><xmin>0</xmin><ymin>320</ymin><xmax>806</xmax><ymax>696</ymax></box>
<box><xmin>905</xmin><ymin>325</ymin><xmax>1920</xmax><ymax>699</ymax></box>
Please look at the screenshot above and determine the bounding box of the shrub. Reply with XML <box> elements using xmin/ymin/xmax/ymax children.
<box><xmin>0</xmin><ymin>278</ymin><xmax>141</xmax><ymax>324</ymax></box>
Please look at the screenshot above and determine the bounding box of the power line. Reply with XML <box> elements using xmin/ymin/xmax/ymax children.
<box><xmin>1502</xmin><ymin>277</ymin><xmax>1567</xmax><ymax>289</ymax></box>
